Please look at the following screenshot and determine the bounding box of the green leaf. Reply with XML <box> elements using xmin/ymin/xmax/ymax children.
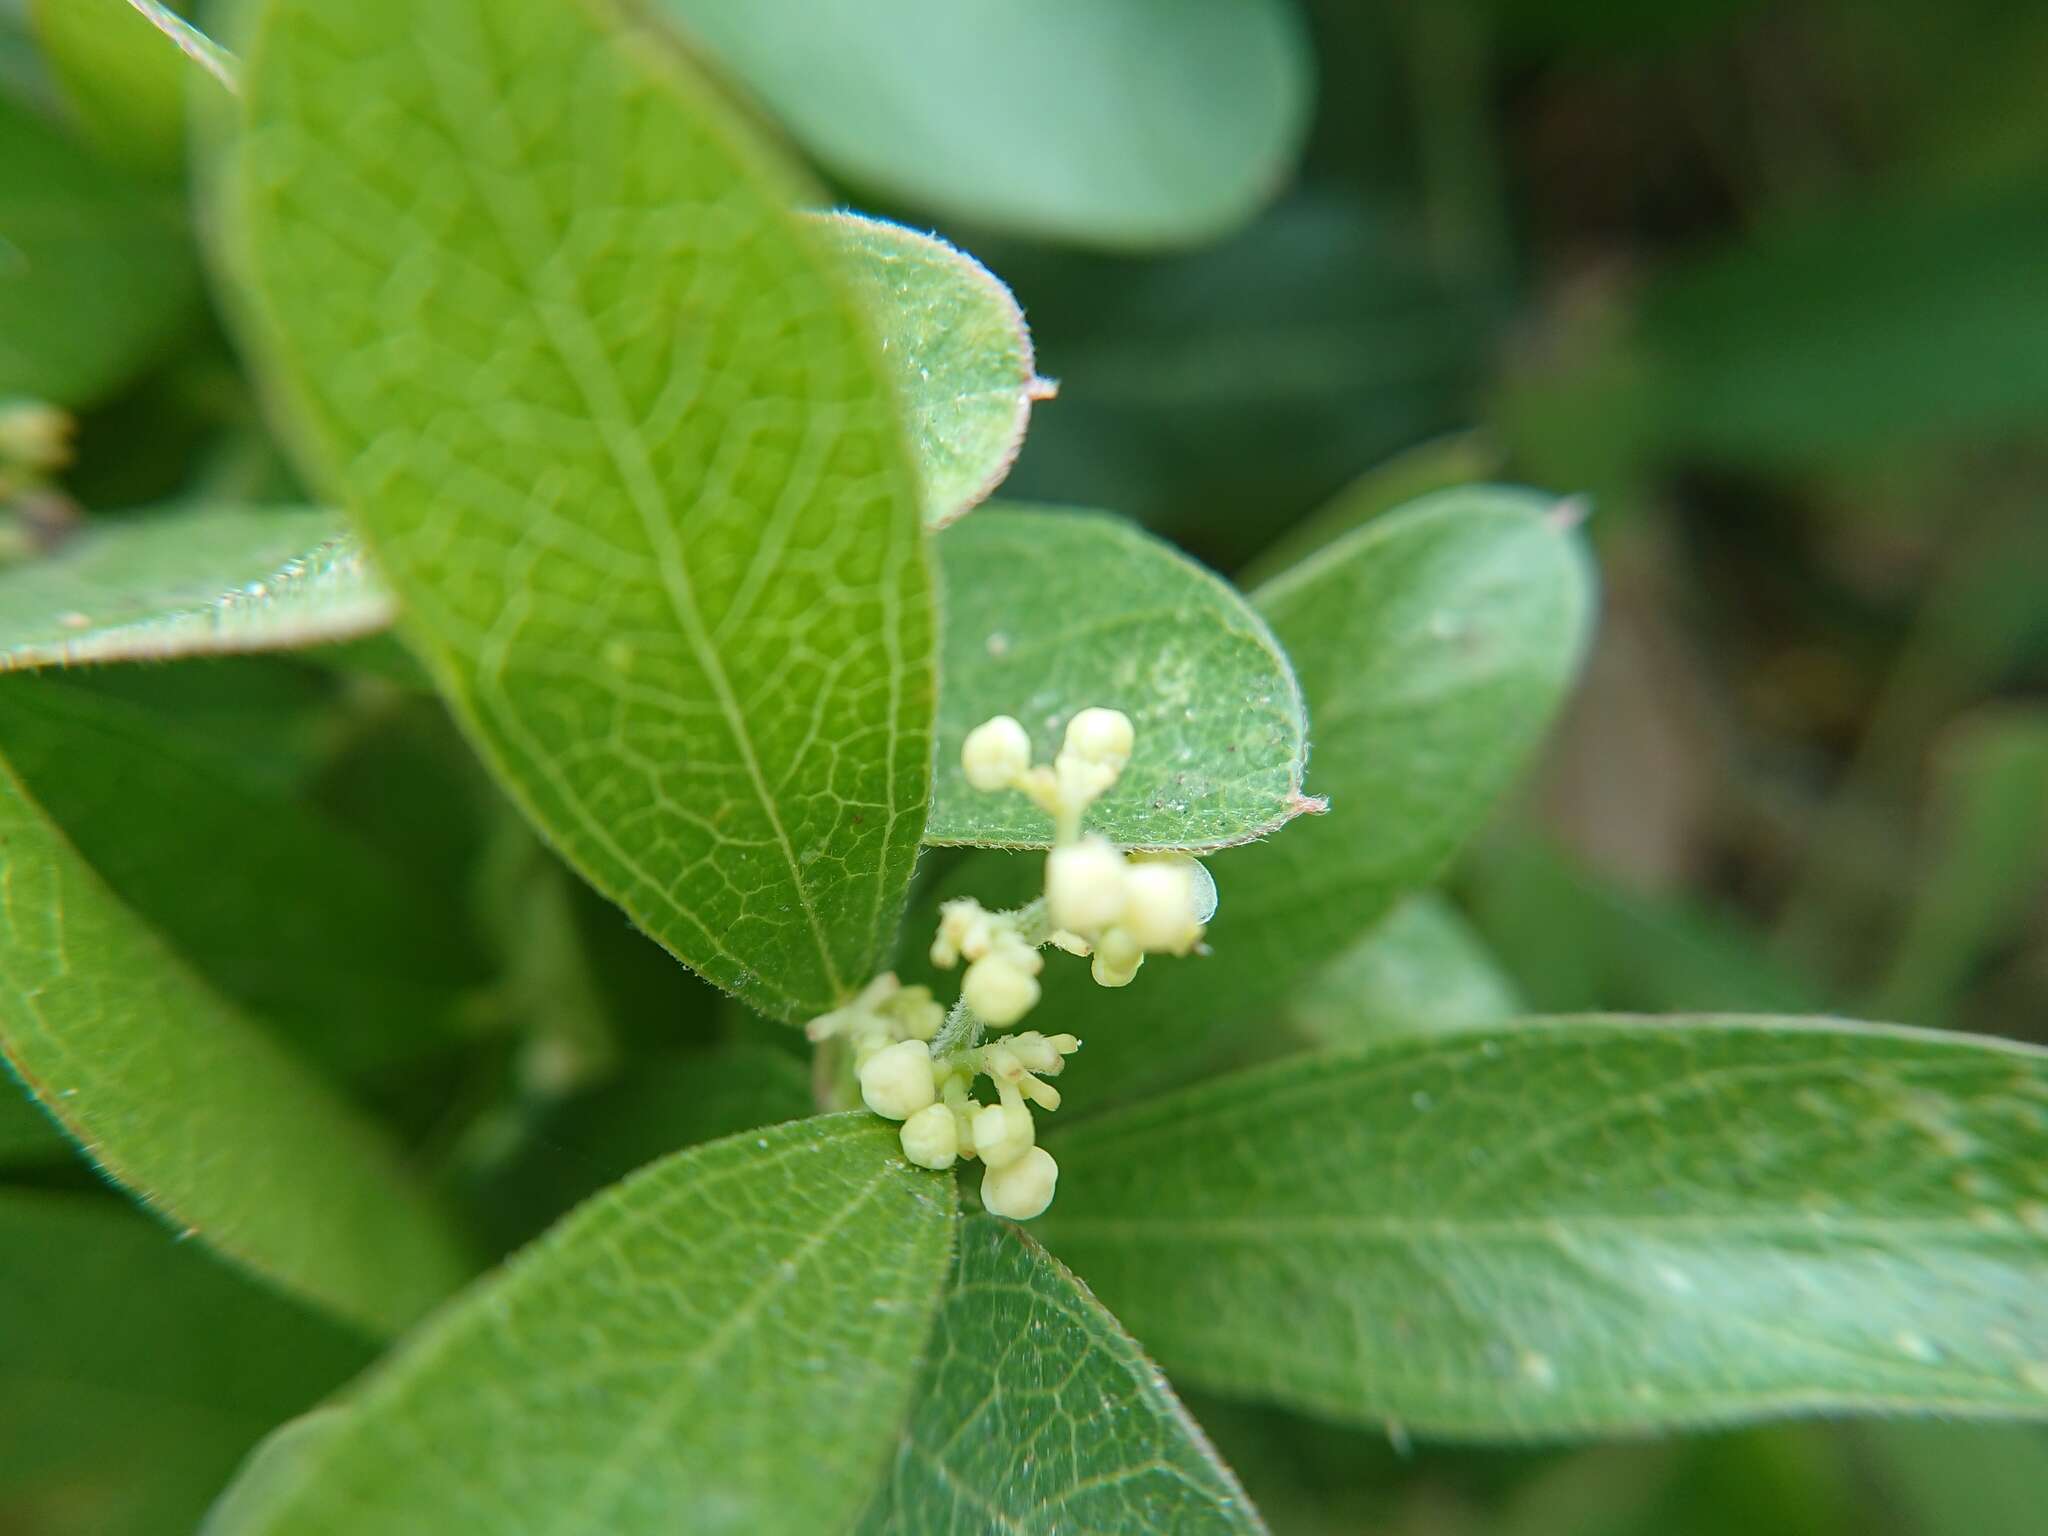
<box><xmin>122</xmin><ymin>9</ymin><xmax>1041</xmax><ymax>527</ymax></box>
<box><xmin>1287</xmin><ymin>891</ymin><xmax>1521</xmax><ymax>1048</ymax></box>
<box><xmin>0</xmin><ymin>504</ymin><xmax>391</xmax><ymax>671</ymax></box>
<box><xmin>229</xmin><ymin>0</ymin><xmax>937</xmax><ymax>1022</ymax></box>
<box><xmin>821</xmin><ymin>212</ymin><xmax>1045</xmax><ymax>527</ymax></box>
<box><xmin>859</xmin><ymin>1213</ymin><xmax>1264</xmax><ymax>1535</ymax></box>
<box><xmin>0</xmin><ymin>221</ymin><xmax>1033</xmax><ymax>673</ymax></box>
<box><xmin>928</xmin><ymin>506</ymin><xmax>1312</xmax><ymax>850</ymax></box>
<box><xmin>0</xmin><ymin>748</ymin><xmax>470</xmax><ymax>1336</ymax></box>
<box><xmin>0</xmin><ymin>672</ymin><xmax>487</xmax><ymax>1080</ymax></box>
<box><xmin>912</xmin><ymin>488</ymin><xmax>1593</xmax><ymax>1097</ymax></box>
<box><xmin>1040</xmin><ymin>1016</ymin><xmax>2048</xmax><ymax>1436</ymax></box>
<box><xmin>471</xmin><ymin>1043</ymin><xmax>813</xmax><ymax>1252</ymax></box>
<box><xmin>0</xmin><ymin>90</ymin><xmax>198</xmax><ymax>405</ymax></box>
<box><xmin>1239</xmin><ymin>430</ymin><xmax>1504</xmax><ymax>589</ymax></box>
<box><xmin>656</xmin><ymin>0</ymin><xmax>1311</xmax><ymax>249</ymax></box>
<box><xmin>0</xmin><ymin>1189</ymin><xmax>372</xmax><ymax>1536</ymax></box>
<box><xmin>207</xmin><ymin>1116</ymin><xmax>957</xmax><ymax>1536</ymax></box>
<box><xmin>28</xmin><ymin>0</ymin><xmax>202</xmax><ymax>175</ymax></box>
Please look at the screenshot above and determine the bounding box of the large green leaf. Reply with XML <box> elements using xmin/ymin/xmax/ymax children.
<box><xmin>910</xmin><ymin>488</ymin><xmax>1592</xmax><ymax>1096</ymax></box>
<box><xmin>929</xmin><ymin>506</ymin><xmax>1311</xmax><ymax>850</ymax></box>
<box><xmin>0</xmin><ymin>672</ymin><xmax>486</xmax><ymax>1080</ymax></box>
<box><xmin>859</xmin><ymin>1214</ymin><xmax>1264</xmax><ymax>1534</ymax></box>
<box><xmin>0</xmin><ymin>1190</ymin><xmax>372</xmax><ymax>1536</ymax></box>
<box><xmin>1040</xmin><ymin>1016</ymin><xmax>2048</xmax><ymax>1436</ymax></box>
<box><xmin>657</xmin><ymin>0</ymin><xmax>1311</xmax><ymax>249</ymax></box>
<box><xmin>230</xmin><ymin>0</ymin><xmax>937</xmax><ymax>1022</ymax></box>
<box><xmin>0</xmin><ymin>90</ymin><xmax>197</xmax><ymax>405</ymax></box>
<box><xmin>0</xmin><ymin>504</ymin><xmax>390</xmax><ymax>671</ymax></box>
<box><xmin>112</xmin><ymin>6</ymin><xmax>1047</xmax><ymax>527</ymax></box>
<box><xmin>1286</xmin><ymin>891</ymin><xmax>1521</xmax><ymax>1049</ymax></box>
<box><xmin>0</xmin><ymin>749</ymin><xmax>470</xmax><ymax>1336</ymax></box>
<box><xmin>206</xmin><ymin>1116</ymin><xmax>957</xmax><ymax>1536</ymax></box>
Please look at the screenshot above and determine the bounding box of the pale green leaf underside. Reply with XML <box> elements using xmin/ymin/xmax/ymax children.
<box><xmin>0</xmin><ymin>750</ymin><xmax>470</xmax><ymax>1337</ymax></box>
<box><xmin>910</xmin><ymin>488</ymin><xmax>1594</xmax><ymax>1094</ymax></box>
<box><xmin>929</xmin><ymin>507</ymin><xmax>1311</xmax><ymax>850</ymax></box>
<box><xmin>208</xmin><ymin>1116</ymin><xmax>957</xmax><ymax>1536</ymax></box>
<box><xmin>232</xmin><ymin>0</ymin><xmax>936</xmax><ymax>1021</ymax></box>
<box><xmin>0</xmin><ymin>505</ymin><xmax>390</xmax><ymax>672</ymax></box>
<box><xmin>0</xmin><ymin>1191</ymin><xmax>372</xmax><ymax>1536</ymax></box>
<box><xmin>658</xmin><ymin>0</ymin><xmax>1312</xmax><ymax>249</ymax></box>
<box><xmin>0</xmin><ymin>89</ymin><xmax>197</xmax><ymax>405</ymax></box>
<box><xmin>860</xmin><ymin>1214</ymin><xmax>1265</xmax><ymax>1535</ymax></box>
<box><xmin>1286</xmin><ymin>891</ymin><xmax>1521</xmax><ymax>1048</ymax></box>
<box><xmin>821</xmin><ymin>212</ymin><xmax>1045</xmax><ymax>526</ymax></box>
<box><xmin>1041</xmin><ymin>1016</ymin><xmax>2048</xmax><ymax>1436</ymax></box>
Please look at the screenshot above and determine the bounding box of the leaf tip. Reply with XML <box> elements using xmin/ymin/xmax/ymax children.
<box><xmin>1544</xmin><ymin>494</ymin><xmax>1594</xmax><ymax>533</ymax></box>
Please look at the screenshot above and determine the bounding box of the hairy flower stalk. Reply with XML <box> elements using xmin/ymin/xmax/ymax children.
<box><xmin>814</xmin><ymin>706</ymin><xmax>1216</xmax><ymax>1220</ymax></box>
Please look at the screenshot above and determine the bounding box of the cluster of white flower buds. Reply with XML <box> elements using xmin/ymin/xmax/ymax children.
<box><xmin>964</xmin><ymin>707</ymin><xmax>1217</xmax><ymax>990</ymax></box>
<box><xmin>929</xmin><ymin>898</ymin><xmax>1043</xmax><ymax>1026</ymax></box>
<box><xmin>807</xmin><ymin>975</ymin><xmax>1079</xmax><ymax>1220</ymax></box>
<box><xmin>817</xmin><ymin>708</ymin><xmax>1217</xmax><ymax>1222</ymax></box>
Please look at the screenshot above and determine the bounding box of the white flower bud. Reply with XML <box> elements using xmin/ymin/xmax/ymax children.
<box><xmin>1123</xmin><ymin>857</ymin><xmax>1209</xmax><ymax>954</ymax></box>
<box><xmin>1045</xmin><ymin>834</ymin><xmax>1128</xmax><ymax>935</ymax></box>
<box><xmin>962</xmin><ymin>715</ymin><xmax>1033</xmax><ymax>792</ymax></box>
<box><xmin>881</xmin><ymin>985</ymin><xmax>946</xmax><ymax>1042</ymax></box>
<box><xmin>981</xmin><ymin>1146</ymin><xmax>1059</xmax><ymax>1220</ymax></box>
<box><xmin>1090</xmin><ymin>926</ymin><xmax>1144</xmax><ymax>988</ymax></box>
<box><xmin>898</xmin><ymin>1103</ymin><xmax>958</xmax><ymax>1169</ymax></box>
<box><xmin>1061</xmin><ymin>707</ymin><xmax>1134</xmax><ymax>773</ymax></box>
<box><xmin>858</xmin><ymin>1039</ymin><xmax>936</xmax><ymax>1121</ymax></box>
<box><xmin>971</xmin><ymin>1101</ymin><xmax>1035</xmax><ymax>1168</ymax></box>
<box><xmin>962</xmin><ymin>953</ymin><xmax>1041</xmax><ymax>1026</ymax></box>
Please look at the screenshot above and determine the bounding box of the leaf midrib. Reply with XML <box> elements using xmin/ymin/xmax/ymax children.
<box><xmin>413</xmin><ymin>11</ymin><xmax>856</xmax><ymax>1006</ymax></box>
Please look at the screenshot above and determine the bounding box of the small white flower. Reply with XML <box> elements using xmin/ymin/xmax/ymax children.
<box><xmin>962</xmin><ymin>952</ymin><xmax>1041</xmax><ymax>1026</ymax></box>
<box><xmin>971</xmin><ymin>1100</ymin><xmax>1036</xmax><ymax>1168</ymax></box>
<box><xmin>1123</xmin><ymin>857</ymin><xmax>1208</xmax><ymax>955</ymax></box>
<box><xmin>858</xmin><ymin>1039</ymin><xmax>936</xmax><ymax>1121</ymax></box>
<box><xmin>898</xmin><ymin>1103</ymin><xmax>958</xmax><ymax>1169</ymax></box>
<box><xmin>962</xmin><ymin>715</ymin><xmax>1032</xmax><ymax>792</ymax></box>
<box><xmin>1089</xmin><ymin>926</ymin><xmax>1144</xmax><ymax>988</ymax></box>
<box><xmin>1045</xmin><ymin>834</ymin><xmax>1128</xmax><ymax>935</ymax></box>
<box><xmin>1060</xmin><ymin>707</ymin><xmax>1134</xmax><ymax>773</ymax></box>
<box><xmin>930</xmin><ymin>898</ymin><xmax>994</xmax><ymax>969</ymax></box>
<box><xmin>981</xmin><ymin>1146</ymin><xmax>1059</xmax><ymax>1220</ymax></box>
